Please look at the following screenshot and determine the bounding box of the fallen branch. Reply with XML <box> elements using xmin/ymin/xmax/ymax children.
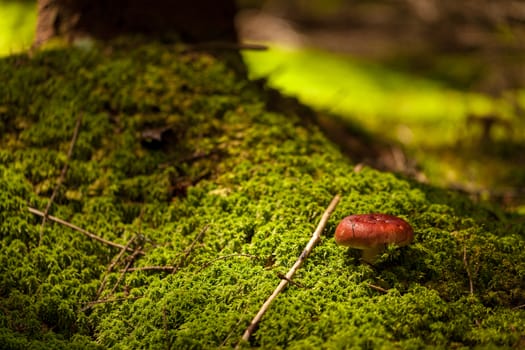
<box><xmin>237</xmin><ymin>194</ymin><xmax>341</xmax><ymax>347</ymax></box>
<box><xmin>97</xmin><ymin>235</ymin><xmax>138</xmax><ymax>298</ymax></box>
<box><xmin>221</xmin><ymin>305</ymin><xmax>251</xmax><ymax>348</ymax></box>
<box><xmin>276</xmin><ymin>273</ymin><xmax>304</xmax><ymax>289</ymax></box>
<box><xmin>39</xmin><ymin>114</ymin><xmax>82</xmax><ymax>245</ymax></box>
<box><xmin>109</xmin><ymin>243</ymin><xmax>144</xmax><ymax>296</ymax></box>
<box><xmin>366</xmin><ymin>283</ymin><xmax>389</xmax><ymax>294</ymax></box>
<box><xmin>28</xmin><ymin>207</ymin><xmax>145</xmax><ymax>255</ymax></box>
<box><xmin>171</xmin><ymin>225</ymin><xmax>209</xmax><ymax>274</ymax></box>
<box><xmin>463</xmin><ymin>244</ymin><xmax>474</xmax><ymax>295</ymax></box>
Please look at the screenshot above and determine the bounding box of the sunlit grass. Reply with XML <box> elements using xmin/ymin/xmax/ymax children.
<box><xmin>0</xmin><ymin>1</ymin><xmax>36</xmax><ymax>56</ymax></box>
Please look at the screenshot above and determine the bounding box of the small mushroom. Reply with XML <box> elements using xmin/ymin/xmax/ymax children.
<box><xmin>335</xmin><ymin>213</ymin><xmax>414</xmax><ymax>263</ymax></box>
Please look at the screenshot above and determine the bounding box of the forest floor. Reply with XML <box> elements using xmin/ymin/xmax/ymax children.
<box><xmin>1</xmin><ymin>38</ymin><xmax>524</xmax><ymax>348</ymax></box>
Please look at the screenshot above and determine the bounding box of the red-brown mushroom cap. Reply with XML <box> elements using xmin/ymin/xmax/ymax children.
<box><xmin>335</xmin><ymin>214</ymin><xmax>414</xmax><ymax>249</ymax></box>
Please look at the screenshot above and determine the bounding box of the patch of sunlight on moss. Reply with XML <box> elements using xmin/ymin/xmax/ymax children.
<box><xmin>0</xmin><ymin>1</ymin><xmax>37</xmax><ymax>56</ymax></box>
<box><xmin>243</xmin><ymin>45</ymin><xmax>525</xmax><ymax>204</ymax></box>
<box><xmin>243</xmin><ymin>45</ymin><xmax>495</xmax><ymax>147</ymax></box>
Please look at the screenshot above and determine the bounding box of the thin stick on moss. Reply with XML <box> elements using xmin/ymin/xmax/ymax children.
<box><xmin>39</xmin><ymin>114</ymin><xmax>82</xmax><ymax>245</ymax></box>
<box><xmin>463</xmin><ymin>244</ymin><xmax>475</xmax><ymax>295</ymax></box>
<box><xmin>97</xmin><ymin>235</ymin><xmax>138</xmax><ymax>298</ymax></box>
<box><xmin>171</xmin><ymin>225</ymin><xmax>209</xmax><ymax>274</ymax></box>
<box><xmin>366</xmin><ymin>283</ymin><xmax>389</xmax><ymax>293</ymax></box>
<box><xmin>28</xmin><ymin>207</ymin><xmax>145</xmax><ymax>255</ymax></box>
<box><xmin>237</xmin><ymin>194</ymin><xmax>341</xmax><ymax>347</ymax></box>
<box><xmin>221</xmin><ymin>305</ymin><xmax>251</xmax><ymax>348</ymax></box>
<box><xmin>109</xmin><ymin>243</ymin><xmax>144</xmax><ymax>296</ymax></box>
<box><xmin>276</xmin><ymin>272</ymin><xmax>304</xmax><ymax>288</ymax></box>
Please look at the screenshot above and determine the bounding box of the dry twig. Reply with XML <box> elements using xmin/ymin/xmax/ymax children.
<box><xmin>39</xmin><ymin>114</ymin><xmax>82</xmax><ymax>245</ymax></box>
<box><xmin>221</xmin><ymin>305</ymin><xmax>251</xmax><ymax>348</ymax></box>
<box><xmin>28</xmin><ymin>207</ymin><xmax>145</xmax><ymax>254</ymax></box>
<box><xmin>171</xmin><ymin>225</ymin><xmax>209</xmax><ymax>274</ymax></box>
<box><xmin>366</xmin><ymin>283</ymin><xmax>389</xmax><ymax>293</ymax></box>
<box><xmin>237</xmin><ymin>194</ymin><xmax>341</xmax><ymax>347</ymax></box>
<box><xmin>463</xmin><ymin>244</ymin><xmax>475</xmax><ymax>295</ymax></box>
<box><xmin>109</xmin><ymin>243</ymin><xmax>144</xmax><ymax>296</ymax></box>
<box><xmin>97</xmin><ymin>235</ymin><xmax>138</xmax><ymax>298</ymax></box>
<box><xmin>276</xmin><ymin>273</ymin><xmax>304</xmax><ymax>289</ymax></box>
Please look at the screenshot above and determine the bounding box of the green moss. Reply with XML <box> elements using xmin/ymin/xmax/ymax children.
<box><xmin>0</xmin><ymin>40</ymin><xmax>524</xmax><ymax>349</ymax></box>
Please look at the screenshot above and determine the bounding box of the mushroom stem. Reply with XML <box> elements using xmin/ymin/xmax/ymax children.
<box><xmin>361</xmin><ymin>245</ymin><xmax>384</xmax><ymax>264</ymax></box>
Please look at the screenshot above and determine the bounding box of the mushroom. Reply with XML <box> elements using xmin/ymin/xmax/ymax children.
<box><xmin>334</xmin><ymin>213</ymin><xmax>414</xmax><ymax>263</ymax></box>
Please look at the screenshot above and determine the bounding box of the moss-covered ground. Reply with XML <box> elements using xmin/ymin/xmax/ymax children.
<box><xmin>1</xmin><ymin>40</ymin><xmax>524</xmax><ymax>349</ymax></box>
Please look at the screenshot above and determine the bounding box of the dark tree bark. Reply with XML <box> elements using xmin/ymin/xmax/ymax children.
<box><xmin>35</xmin><ymin>0</ymin><xmax>239</xmax><ymax>46</ymax></box>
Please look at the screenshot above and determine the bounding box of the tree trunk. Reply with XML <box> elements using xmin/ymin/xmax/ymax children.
<box><xmin>35</xmin><ymin>0</ymin><xmax>238</xmax><ymax>46</ymax></box>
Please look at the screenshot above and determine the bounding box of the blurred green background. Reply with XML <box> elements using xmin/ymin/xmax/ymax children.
<box><xmin>0</xmin><ymin>0</ymin><xmax>36</xmax><ymax>55</ymax></box>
